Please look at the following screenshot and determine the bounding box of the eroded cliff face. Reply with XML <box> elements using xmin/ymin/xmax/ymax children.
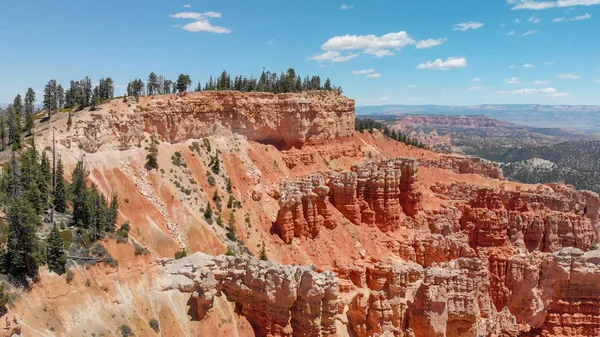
<box><xmin>141</xmin><ymin>91</ymin><xmax>355</xmax><ymax>150</ymax></box>
<box><xmin>13</xmin><ymin>93</ymin><xmax>600</xmax><ymax>337</ymax></box>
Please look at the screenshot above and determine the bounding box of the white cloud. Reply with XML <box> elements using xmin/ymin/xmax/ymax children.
<box><xmin>183</xmin><ymin>4</ymin><xmax>191</xmax><ymax>8</ymax></box>
<box><xmin>522</xmin><ymin>30</ymin><xmax>538</xmax><ymax>36</ymax></box>
<box><xmin>516</xmin><ymin>18</ymin><xmax>522</xmax><ymax>23</ymax></box>
<box><xmin>340</xmin><ymin>4</ymin><xmax>353</xmax><ymax>10</ymax></box>
<box><xmin>509</xmin><ymin>65</ymin><xmax>516</xmax><ymax>68</ymax></box>
<box><xmin>453</xmin><ymin>21</ymin><xmax>485</xmax><ymax>31</ymax></box>
<box><xmin>170</xmin><ymin>11</ymin><xmax>221</xmax><ymax>19</ymax></box>
<box><xmin>352</xmin><ymin>69</ymin><xmax>382</xmax><ymax>78</ymax></box>
<box><xmin>416</xmin><ymin>57</ymin><xmax>468</xmax><ymax>70</ymax></box>
<box><xmin>557</xmin><ymin>73</ymin><xmax>581</xmax><ymax>79</ymax></box>
<box><xmin>312</xmin><ymin>30</ymin><xmax>444</xmax><ymax>62</ymax></box>
<box><xmin>553</xmin><ymin>12</ymin><xmax>591</xmax><ymax>22</ymax></box>
<box><xmin>415</xmin><ymin>38</ymin><xmax>446</xmax><ymax>49</ymax></box>
<box><xmin>534</xmin><ymin>80</ymin><xmax>550</xmax><ymax>85</ymax></box>
<box><xmin>352</xmin><ymin>69</ymin><xmax>375</xmax><ymax>75</ymax></box>
<box><xmin>170</xmin><ymin>11</ymin><xmax>231</xmax><ymax>33</ymax></box>
<box><xmin>266</xmin><ymin>38</ymin><xmax>275</xmax><ymax>45</ymax></box>
<box><xmin>498</xmin><ymin>87</ymin><xmax>569</xmax><ymax>97</ymax></box>
<box><xmin>380</xmin><ymin>96</ymin><xmax>391</xmax><ymax>101</ymax></box>
<box><xmin>504</xmin><ymin>77</ymin><xmax>520</xmax><ymax>84</ymax></box>
<box><xmin>594</xmin><ymin>79</ymin><xmax>600</xmax><ymax>83</ymax></box>
<box><xmin>469</xmin><ymin>85</ymin><xmax>493</xmax><ymax>91</ymax></box>
<box><xmin>472</xmin><ymin>78</ymin><xmax>483</xmax><ymax>82</ymax></box>
<box><xmin>321</xmin><ymin>31</ymin><xmax>415</xmax><ymax>58</ymax></box>
<box><xmin>544</xmin><ymin>61</ymin><xmax>555</xmax><ymax>65</ymax></box>
<box><xmin>509</xmin><ymin>0</ymin><xmax>600</xmax><ymax>10</ymax></box>
<box><xmin>508</xmin><ymin>30</ymin><xmax>516</xmax><ymax>35</ymax></box>
<box><xmin>523</xmin><ymin>63</ymin><xmax>534</xmax><ymax>68</ymax></box>
<box><xmin>309</xmin><ymin>51</ymin><xmax>359</xmax><ymax>62</ymax></box>
<box><xmin>527</xmin><ymin>15</ymin><xmax>541</xmax><ymax>23</ymax></box>
<box><xmin>407</xmin><ymin>84</ymin><xmax>419</xmax><ymax>88</ymax></box>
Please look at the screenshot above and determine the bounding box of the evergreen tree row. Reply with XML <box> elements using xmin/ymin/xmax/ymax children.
<box><xmin>127</xmin><ymin>68</ymin><xmax>342</xmax><ymax>98</ymax></box>
<box><xmin>201</xmin><ymin>68</ymin><xmax>341</xmax><ymax>94</ymax></box>
<box><xmin>355</xmin><ymin>118</ymin><xmax>428</xmax><ymax>149</ymax></box>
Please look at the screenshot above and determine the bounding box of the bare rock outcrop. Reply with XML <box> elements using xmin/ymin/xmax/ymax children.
<box><xmin>420</xmin><ymin>155</ymin><xmax>504</xmax><ymax>180</ymax></box>
<box><xmin>274</xmin><ymin>174</ymin><xmax>336</xmax><ymax>244</ymax></box>
<box><xmin>162</xmin><ymin>253</ymin><xmax>340</xmax><ymax>337</ymax></box>
<box><xmin>142</xmin><ymin>91</ymin><xmax>355</xmax><ymax>150</ymax></box>
<box><xmin>274</xmin><ymin>158</ymin><xmax>422</xmax><ymax>243</ymax></box>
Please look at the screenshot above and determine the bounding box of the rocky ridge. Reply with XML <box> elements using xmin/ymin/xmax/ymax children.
<box><xmin>10</xmin><ymin>91</ymin><xmax>600</xmax><ymax>337</ymax></box>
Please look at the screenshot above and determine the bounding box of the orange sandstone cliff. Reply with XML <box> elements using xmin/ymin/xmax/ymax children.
<box><xmin>6</xmin><ymin>91</ymin><xmax>600</xmax><ymax>337</ymax></box>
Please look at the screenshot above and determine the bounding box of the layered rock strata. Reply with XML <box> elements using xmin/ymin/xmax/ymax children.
<box><xmin>142</xmin><ymin>91</ymin><xmax>355</xmax><ymax>150</ymax></box>
<box><xmin>162</xmin><ymin>253</ymin><xmax>340</xmax><ymax>337</ymax></box>
<box><xmin>273</xmin><ymin>158</ymin><xmax>422</xmax><ymax>242</ymax></box>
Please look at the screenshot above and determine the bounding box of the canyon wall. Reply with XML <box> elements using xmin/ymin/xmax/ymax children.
<box><xmin>60</xmin><ymin>91</ymin><xmax>355</xmax><ymax>152</ymax></box>
<box><xmin>21</xmin><ymin>92</ymin><xmax>600</xmax><ymax>337</ymax></box>
<box><xmin>142</xmin><ymin>91</ymin><xmax>355</xmax><ymax>150</ymax></box>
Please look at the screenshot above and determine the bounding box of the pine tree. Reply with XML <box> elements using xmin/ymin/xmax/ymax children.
<box><xmin>67</xmin><ymin>111</ymin><xmax>72</xmax><ymax>131</ymax></box>
<box><xmin>204</xmin><ymin>203</ymin><xmax>213</xmax><ymax>220</ymax></box>
<box><xmin>5</xmin><ymin>196</ymin><xmax>41</xmax><ymax>277</ymax></box>
<box><xmin>212</xmin><ymin>190</ymin><xmax>221</xmax><ymax>203</ymax></box>
<box><xmin>259</xmin><ymin>242</ymin><xmax>268</xmax><ymax>261</ymax></box>
<box><xmin>71</xmin><ymin>159</ymin><xmax>90</xmax><ymax>227</ymax></box>
<box><xmin>24</xmin><ymin>88</ymin><xmax>36</xmax><ymax>135</ymax></box>
<box><xmin>226</xmin><ymin>178</ymin><xmax>232</xmax><ymax>193</ymax></box>
<box><xmin>147</xmin><ymin>72</ymin><xmax>159</xmax><ymax>95</ymax></box>
<box><xmin>226</xmin><ymin>195</ymin><xmax>234</xmax><ymax>209</ymax></box>
<box><xmin>176</xmin><ymin>74</ymin><xmax>192</xmax><ymax>92</ymax></box>
<box><xmin>46</xmin><ymin>224</ymin><xmax>66</xmax><ymax>274</ymax></box>
<box><xmin>90</xmin><ymin>86</ymin><xmax>99</xmax><ymax>111</ymax></box>
<box><xmin>56</xmin><ymin>84</ymin><xmax>65</xmax><ymax>109</ymax></box>
<box><xmin>20</xmin><ymin>143</ymin><xmax>44</xmax><ymax>214</ymax></box>
<box><xmin>0</xmin><ymin>116</ymin><xmax>5</xmax><ymax>151</ymax></box>
<box><xmin>8</xmin><ymin>96</ymin><xmax>23</xmax><ymax>150</ymax></box>
<box><xmin>211</xmin><ymin>152</ymin><xmax>221</xmax><ymax>174</ymax></box>
<box><xmin>146</xmin><ymin>135</ymin><xmax>159</xmax><ymax>170</ymax></box>
<box><xmin>54</xmin><ymin>158</ymin><xmax>68</xmax><ymax>213</ymax></box>
<box><xmin>107</xmin><ymin>194</ymin><xmax>118</xmax><ymax>232</ymax></box>
<box><xmin>43</xmin><ymin>79</ymin><xmax>58</xmax><ymax>117</ymax></box>
<box><xmin>89</xmin><ymin>183</ymin><xmax>107</xmax><ymax>241</ymax></box>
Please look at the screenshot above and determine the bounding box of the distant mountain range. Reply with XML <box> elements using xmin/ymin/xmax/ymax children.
<box><xmin>356</xmin><ymin>104</ymin><xmax>600</xmax><ymax>132</ymax></box>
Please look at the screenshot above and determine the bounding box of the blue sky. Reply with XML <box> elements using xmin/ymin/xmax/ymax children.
<box><xmin>1</xmin><ymin>0</ymin><xmax>599</xmax><ymax>106</ymax></box>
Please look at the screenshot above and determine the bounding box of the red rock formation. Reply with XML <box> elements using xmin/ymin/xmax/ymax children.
<box><xmin>273</xmin><ymin>174</ymin><xmax>335</xmax><ymax>244</ymax></box>
<box><xmin>420</xmin><ymin>155</ymin><xmax>505</xmax><ymax>179</ymax></box>
<box><xmin>162</xmin><ymin>253</ymin><xmax>340</xmax><ymax>337</ymax></box>
<box><xmin>274</xmin><ymin>158</ymin><xmax>423</xmax><ymax>243</ymax></box>
<box><xmin>539</xmin><ymin>248</ymin><xmax>600</xmax><ymax>337</ymax></box>
<box><xmin>142</xmin><ymin>91</ymin><xmax>355</xmax><ymax>150</ymax></box>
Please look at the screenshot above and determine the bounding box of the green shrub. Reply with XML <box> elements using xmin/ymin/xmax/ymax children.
<box><xmin>66</xmin><ymin>270</ymin><xmax>74</xmax><ymax>284</ymax></box>
<box><xmin>149</xmin><ymin>318</ymin><xmax>160</xmax><ymax>332</ymax></box>
<box><xmin>0</xmin><ymin>283</ymin><xmax>10</xmax><ymax>308</ymax></box>
<box><xmin>175</xmin><ymin>250</ymin><xmax>187</xmax><ymax>259</ymax></box>
<box><xmin>116</xmin><ymin>221</ymin><xmax>131</xmax><ymax>243</ymax></box>
<box><xmin>171</xmin><ymin>151</ymin><xmax>187</xmax><ymax>167</ymax></box>
<box><xmin>134</xmin><ymin>243</ymin><xmax>149</xmax><ymax>256</ymax></box>
<box><xmin>120</xmin><ymin>325</ymin><xmax>134</xmax><ymax>337</ymax></box>
<box><xmin>207</xmin><ymin>175</ymin><xmax>216</xmax><ymax>187</ymax></box>
<box><xmin>202</xmin><ymin>138</ymin><xmax>211</xmax><ymax>152</ymax></box>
